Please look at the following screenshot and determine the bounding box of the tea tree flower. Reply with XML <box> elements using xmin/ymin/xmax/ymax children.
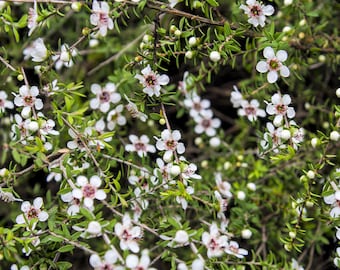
<box><xmin>126</xmin><ymin>250</ymin><xmax>155</xmax><ymax>270</ymax></box>
<box><xmin>202</xmin><ymin>222</ymin><xmax>229</xmax><ymax>258</ymax></box>
<box><xmin>23</xmin><ymin>38</ymin><xmax>48</xmax><ymax>62</ymax></box>
<box><xmin>215</xmin><ymin>173</ymin><xmax>232</xmax><ymax>198</ymax></box>
<box><xmin>183</xmin><ymin>92</ymin><xmax>211</xmax><ymax>118</ymax></box>
<box><xmin>238</xmin><ymin>99</ymin><xmax>266</xmax><ymax>122</ymax></box>
<box><xmin>16</xmin><ymin>197</ymin><xmax>48</xmax><ymax>226</ymax></box>
<box><xmin>266</xmin><ymin>93</ymin><xmax>295</xmax><ymax>125</ymax></box>
<box><xmin>60</xmin><ymin>191</ymin><xmax>84</xmax><ymax>216</ymax></box>
<box><xmin>125</xmin><ymin>134</ymin><xmax>156</xmax><ymax>158</ymax></box>
<box><xmin>90</xmin><ymin>83</ymin><xmax>121</xmax><ymax>113</ymax></box>
<box><xmin>256</xmin><ymin>47</ymin><xmax>290</xmax><ymax>83</ymax></box>
<box><xmin>135</xmin><ymin>65</ymin><xmax>170</xmax><ymax>97</ymax></box>
<box><xmin>90</xmin><ymin>0</ymin><xmax>113</xmax><ymax>37</ymax></box>
<box><xmin>0</xmin><ymin>90</ymin><xmax>14</xmax><ymax>113</ymax></box>
<box><xmin>155</xmin><ymin>129</ymin><xmax>185</xmax><ymax>161</ymax></box>
<box><xmin>27</xmin><ymin>0</ymin><xmax>38</xmax><ymax>36</ymax></box>
<box><xmin>52</xmin><ymin>44</ymin><xmax>78</xmax><ymax>70</ymax></box>
<box><xmin>14</xmin><ymin>85</ymin><xmax>43</xmax><ymax>118</ymax></box>
<box><xmin>107</xmin><ymin>104</ymin><xmax>126</xmax><ymax>130</ymax></box>
<box><xmin>124</xmin><ymin>95</ymin><xmax>148</xmax><ymax>122</ymax></box>
<box><xmin>115</xmin><ymin>213</ymin><xmax>142</xmax><ymax>253</ymax></box>
<box><xmin>72</xmin><ymin>175</ymin><xmax>107</xmax><ymax>208</ymax></box>
<box><xmin>261</xmin><ymin>122</ymin><xmax>285</xmax><ymax>152</ymax></box>
<box><xmin>324</xmin><ymin>190</ymin><xmax>340</xmax><ymax>218</ymax></box>
<box><xmin>225</xmin><ymin>241</ymin><xmax>248</xmax><ymax>258</ymax></box>
<box><xmin>11</xmin><ymin>265</ymin><xmax>29</xmax><ymax>270</ymax></box>
<box><xmin>89</xmin><ymin>250</ymin><xmax>119</xmax><ymax>270</ymax></box>
<box><xmin>193</xmin><ymin>110</ymin><xmax>221</xmax><ymax>137</ymax></box>
<box><xmin>240</xmin><ymin>0</ymin><xmax>274</xmax><ymax>27</ymax></box>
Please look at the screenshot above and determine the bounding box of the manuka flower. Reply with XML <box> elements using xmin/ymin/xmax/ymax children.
<box><xmin>225</xmin><ymin>241</ymin><xmax>248</xmax><ymax>258</ymax></box>
<box><xmin>27</xmin><ymin>0</ymin><xmax>38</xmax><ymax>36</ymax></box>
<box><xmin>183</xmin><ymin>92</ymin><xmax>211</xmax><ymax>118</ymax></box>
<box><xmin>193</xmin><ymin>110</ymin><xmax>221</xmax><ymax>137</ymax></box>
<box><xmin>125</xmin><ymin>135</ymin><xmax>156</xmax><ymax>158</ymax></box>
<box><xmin>52</xmin><ymin>44</ymin><xmax>78</xmax><ymax>70</ymax></box>
<box><xmin>0</xmin><ymin>90</ymin><xmax>14</xmax><ymax>113</ymax></box>
<box><xmin>72</xmin><ymin>175</ymin><xmax>107</xmax><ymax>209</ymax></box>
<box><xmin>89</xmin><ymin>250</ymin><xmax>119</xmax><ymax>270</ymax></box>
<box><xmin>202</xmin><ymin>223</ymin><xmax>229</xmax><ymax>258</ymax></box>
<box><xmin>16</xmin><ymin>197</ymin><xmax>48</xmax><ymax>227</ymax></box>
<box><xmin>238</xmin><ymin>99</ymin><xmax>266</xmax><ymax>122</ymax></box>
<box><xmin>266</xmin><ymin>93</ymin><xmax>295</xmax><ymax>125</ymax></box>
<box><xmin>107</xmin><ymin>104</ymin><xmax>126</xmax><ymax>130</ymax></box>
<box><xmin>324</xmin><ymin>189</ymin><xmax>340</xmax><ymax>218</ymax></box>
<box><xmin>126</xmin><ymin>250</ymin><xmax>156</xmax><ymax>270</ymax></box>
<box><xmin>90</xmin><ymin>0</ymin><xmax>114</xmax><ymax>37</ymax></box>
<box><xmin>14</xmin><ymin>85</ymin><xmax>43</xmax><ymax>118</ymax></box>
<box><xmin>256</xmin><ymin>47</ymin><xmax>290</xmax><ymax>83</ymax></box>
<box><xmin>90</xmin><ymin>83</ymin><xmax>121</xmax><ymax>113</ymax></box>
<box><xmin>155</xmin><ymin>129</ymin><xmax>185</xmax><ymax>162</ymax></box>
<box><xmin>135</xmin><ymin>65</ymin><xmax>170</xmax><ymax>97</ymax></box>
<box><xmin>240</xmin><ymin>0</ymin><xmax>274</xmax><ymax>27</ymax></box>
<box><xmin>23</xmin><ymin>38</ymin><xmax>48</xmax><ymax>62</ymax></box>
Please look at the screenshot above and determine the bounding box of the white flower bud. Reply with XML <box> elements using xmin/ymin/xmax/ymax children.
<box><xmin>289</xmin><ymin>231</ymin><xmax>296</xmax><ymax>238</ymax></box>
<box><xmin>336</xmin><ymin>88</ymin><xmax>340</xmax><ymax>98</ymax></box>
<box><xmin>201</xmin><ymin>160</ymin><xmax>208</xmax><ymax>168</ymax></box>
<box><xmin>71</xmin><ymin>2</ymin><xmax>82</xmax><ymax>12</ymax></box>
<box><xmin>174</xmin><ymin>230</ymin><xmax>189</xmax><ymax>244</ymax></box>
<box><xmin>299</xmin><ymin>19</ymin><xmax>306</xmax><ymax>26</ymax></box>
<box><xmin>60</xmin><ymin>51</ymin><xmax>70</xmax><ymax>62</ymax></box>
<box><xmin>191</xmin><ymin>258</ymin><xmax>204</xmax><ymax>270</ymax></box>
<box><xmin>223</xmin><ymin>161</ymin><xmax>231</xmax><ymax>170</ymax></box>
<box><xmin>311</xmin><ymin>138</ymin><xmax>318</xmax><ymax>148</ymax></box>
<box><xmin>143</xmin><ymin>34</ymin><xmax>152</xmax><ymax>43</ymax></box>
<box><xmin>188</xmin><ymin>37</ymin><xmax>197</xmax><ymax>46</ymax></box>
<box><xmin>247</xmin><ymin>182</ymin><xmax>256</xmax><ymax>191</ymax></box>
<box><xmin>284</xmin><ymin>0</ymin><xmax>293</xmax><ymax>5</ymax></box>
<box><xmin>177</xmin><ymin>263</ymin><xmax>188</xmax><ymax>270</ymax></box>
<box><xmin>273</xmin><ymin>117</ymin><xmax>283</xmax><ymax>127</ymax></box>
<box><xmin>174</xmin><ymin>29</ymin><xmax>182</xmax><ymax>37</ymax></box>
<box><xmin>28</xmin><ymin>121</ymin><xmax>39</xmax><ymax>132</ymax></box>
<box><xmin>209</xmin><ymin>51</ymin><xmax>221</xmax><ymax>62</ymax></box>
<box><xmin>194</xmin><ymin>137</ymin><xmax>202</xmax><ymax>146</ymax></box>
<box><xmin>280</xmin><ymin>129</ymin><xmax>291</xmax><ymax>140</ymax></box>
<box><xmin>89</xmin><ymin>39</ymin><xmax>99</xmax><ymax>48</ymax></box>
<box><xmin>241</xmin><ymin>229</ymin><xmax>252</xmax><ymax>239</ymax></box>
<box><xmin>209</xmin><ymin>137</ymin><xmax>221</xmax><ymax>147</ymax></box>
<box><xmin>87</xmin><ymin>221</ymin><xmax>102</xmax><ymax>235</ymax></box>
<box><xmin>170</xmin><ymin>165</ymin><xmax>181</xmax><ymax>176</ymax></box>
<box><xmin>306</xmin><ymin>170</ymin><xmax>315</xmax><ymax>179</ymax></box>
<box><xmin>0</xmin><ymin>168</ymin><xmax>9</xmax><ymax>177</ymax></box>
<box><xmin>330</xmin><ymin>131</ymin><xmax>339</xmax><ymax>141</ymax></box>
<box><xmin>318</xmin><ymin>55</ymin><xmax>326</xmax><ymax>62</ymax></box>
<box><xmin>185</xmin><ymin>51</ymin><xmax>193</xmax><ymax>59</ymax></box>
<box><xmin>322</xmin><ymin>121</ymin><xmax>329</xmax><ymax>129</ymax></box>
<box><xmin>237</xmin><ymin>191</ymin><xmax>246</xmax><ymax>200</ymax></box>
<box><xmin>282</xmin><ymin>26</ymin><xmax>292</xmax><ymax>33</ymax></box>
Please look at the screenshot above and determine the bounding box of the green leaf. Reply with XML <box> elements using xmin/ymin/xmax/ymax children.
<box><xmin>58</xmin><ymin>244</ymin><xmax>74</xmax><ymax>253</ymax></box>
<box><xmin>205</xmin><ymin>0</ymin><xmax>219</xmax><ymax>7</ymax></box>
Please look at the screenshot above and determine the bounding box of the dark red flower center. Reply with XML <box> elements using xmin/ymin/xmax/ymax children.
<box><xmin>100</xmin><ymin>91</ymin><xmax>110</xmax><ymax>103</ymax></box>
<box><xmin>82</xmin><ymin>184</ymin><xmax>96</xmax><ymax>198</ymax></box>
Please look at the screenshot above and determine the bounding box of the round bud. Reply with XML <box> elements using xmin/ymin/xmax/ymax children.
<box><xmin>284</xmin><ymin>0</ymin><xmax>293</xmax><ymax>5</ymax></box>
<box><xmin>0</xmin><ymin>168</ymin><xmax>9</xmax><ymax>177</ymax></box>
<box><xmin>174</xmin><ymin>230</ymin><xmax>189</xmax><ymax>244</ymax></box>
<box><xmin>306</xmin><ymin>201</ymin><xmax>314</xmax><ymax>208</ymax></box>
<box><xmin>188</xmin><ymin>37</ymin><xmax>197</xmax><ymax>46</ymax></box>
<box><xmin>87</xmin><ymin>221</ymin><xmax>102</xmax><ymax>235</ymax></box>
<box><xmin>311</xmin><ymin>138</ymin><xmax>318</xmax><ymax>148</ymax></box>
<box><xmin>174</xmin><ymin>29</ymin><xmax>182</xmax><ymax>37</ymax></box>
<box><xmin>336</xmin><ymin>88</ymin><xmax>340</xmax><ymax>98</ymax></box>
<box><xmin>299</xmin><ymin>19</ymin><xmax>306</xmax><ymax>26</ymax></box>
<box><xmin>280</xmin><ymin>130</ymin><xmax>291</xmax><ymax>140</ymax></box>
<box><xmin>330</xmin><ymin>131</ymin><xmax>339</xmax><ymax>141</ymax></box>
<box><xmin>237</xmin><ymin>191</ymin><xmax>246</xmax><ymax>200</ymax></box>
<box><xmin>282</xmin><ymin>26</ymin><xmax>292</xmax><ymax>33</ymax></box>
<box><xmin>273</xmin><ymin>117</ymin><xmax>283</xmax><ymax>127</ymax></box>
<box><xmin>304</xmin><ymin>102</ymin><xmax>311</xmax><ymax>110</ymax></box>
<box><xmin>159</xmin><ymin>118</ymin><xmax>166</xmax><ymax>125</ymax></box>
<box><xmin>21</xmin><ymin>109</ymin><xmax>31</xmax><ymax>119</ymax></box>
<box><xmin>28</xmin><ymin>121</ymin><xmax>39</xmax><ymax>132</ymax></box>
<box><xmin>82</xmin><ymin>27</ymin><xmax>91</xmax><ymax>36</ymax></box>
<box><xmin>177</xmin><ymin>263</ymin><xmax>188</xmax><ymax>270</ymax></box>
<box><xmin>289</xmin><ymin>231</ymin><xmax>296</xmax><ymax>239</ymax></box>
<box><xmin>170</xmin><ymin>25</ymin><xmax>177</xmax><ymax>33</ymax></box>
<box><xmin>306</xmin><ymin>170</ymin><xmax>315</xmax><ymax>179</ymax></box>
<box><xmin>284</xmin><ymin>244</ymin><xmax>292</xmax><ymax>252</ymax></box>
<box><xmin>60</xmin><ymin>51</ymin><xmax>70</xmax><ymax>62</ymax></box>
<box><xmin>194</xmin><ymin>137</ymin><xmax>203</xmax><ymax>146</ymax></box>
<box><xmin>318</xmin><ymin>55</ymin><xmax>326</xmax><ymax>63</ymax></box>
<box><xmin>170</xmin><ymin>165</ymin><xmax>181</xmax><ymax>176</ymax></box>
<box><xmin>71</xmin><ymin>2</ymin><xmax>82</xmax><ymax>12</ymax></box>
<box><xmin>209</xmin><ymin>137</ymin><xmax>221</xmax><ymax>148</ymax></box>
<box><xmin>185</xmin><ymin>51</ymin><xmax>193</xmax><ymax>59</ymax></box>
<box><xmin>191</xmin><ymin>258</ymin><xmax>204</xmax><ymax>270</ymax></box>
<box><xmin>201</xmin><ymin>160</ymin><xmax>208</xmax><ymax>168</ymax></box>
<box><xmin>17</xmin><ymin>74</ymin><xmax>24</xmax><ymax>81</ymax></box>
<box><xmin>241</xmin><ymin>229</ymin><xmax>252</xmax><ymax>239</ymax></box>
<box><xmin>209</xmin><ymin>51</ymin><xmax>221</xmax><ymax>62</ymax></box>
<box><xmin>223</xmin><ymin>161</ymin><xmax>231</xmax><ymax>170</ymax></box>
<box><xmin>247</xmin><ymin>182</ymin><xmax>256</xmax><ymax>191</ymax></box>
<box><xmin>322</xmin><ymin>121</ymin><xmax>329</xmax><ymax>129</ymax></box>
<box><xmin>193</xmin><ymin>1</ymin><xmax>203</xmax><ymax>8</ymax></box>
<box><xmin>298</xmin><ymin>32</ymin><xmax>305</xmax><ymax>39</ymax></box>
<box><xmin>89</xmin><ymin>39</ymin><xmax>99</xmax><ymax>48</ymax></box>
<box><xmin>143</xmin><ymin>34</ymin><xmax>152</xmax><ymax>43</ymax></box>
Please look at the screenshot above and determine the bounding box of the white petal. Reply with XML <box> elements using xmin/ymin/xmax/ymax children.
<box><xmin>89</xmin><ymin>254</ymin><xmax>102</xmax><ymax>268</ymax></box>
<box><xmin>324</xmin><ymin>194</ymin><xmax>335</xmax><ymax>204</ymax></box>
<box><xmin>287</xmin><ymin>107</ymin><xmax>295</xmax><ymax>118</ymax></box>
<box><xmin>282</xmin><ymin>94</ymin><xmax>291</xmax><ymax>105</ymax></box>
<box><xmin>38</xmin><ymin>211</ymin><xmax>49</xmax><ymax>221</ymax></box>
<box><xmin>256</xmin><ymin>61</ymin><xmax>268</xmax><ymax>73</ymax></box>
<box><xmin>262</xmin><ymin>5</ymin><xmax>274</xmax><ymax>16</ymax></box>
<box><xmin>33</xmin><ymin>197</ymin><xmax>43</xmax><ymax>209</ymax></box>
<box><xmin>90</xmin><ymin>175</ymin><xmax>101</xmax><ymax>187</ymax></box>
<box><xmin>72</xmin><ymin>189</ymin><xmax>83</xmax><ymax>199</ymax></box>
<box><xmin>267</xmin><ymin>71</ymin><xmax>278</xmax><ymax>83</ymax></box>
<box><xmin>126</xmin><ymin>254</ymin><xmax>139</xmax><ymax>268</ymax></box>
<box><xmin>280</xmin><ymin>65</ymin><xmax>290</xmax><ymax>77</ymax></box>
<box><xmin>84</xmin><ymin>197</ymin><xmax>94</xmax><ymax>208</ymax></box>
<box><xmin>263</xmin><ymin>47</ymin><xmax>275</xmax><ymax>59</ymax></box>
<box><xmin>16</xmin><ymin>214</ymin><xmax>25</xmax><ymax>224</ymax></box>
<box><xmin>266</xmin><ymin>104</ymin><xmax>275</xmax><ymax>115</ymax></box>
<box><xmin>105</xmin><ymin>250</ymin><xmax>117</xmax><ymax>264</ymax></box>
<box><xmin>276</xmin><ymin>50</ymin><xmax>288</xmax><ymax>62</ymax></box>
<box><xmin>67</xmin><ymin>141</ymin><xmax>78</xmax><ymax>149</ymax></box>
<box><xmin>163</xmin><ymin>150</ymin><xmax>173</xmax><ymax>162</ymax></box>
<box><xmin>35</xmin><ymin>99</ymin><xmax>43</xmax><ymax>110</ymax></box>
<box><xmin>172</xmin><ymin>130</ymin><xmax>181</xmax><ymax>141</ymax></box>
<box><xmin>158</xmin><ymin>74</ymin><xmax>170</xmax><ymax>85</ymax></box>
<box><xmin>77</xmin><ymin>175</ymin><xmax>88</xmax><ymax>186</ymax></box>
<box><xmin>128</xmin><ymin>241</ymin><xmax>140</xmax><ymax>253</ymax></box>
<box><xmin>91</xmin><ymin>84</ymin><xmax>101</xmax><ymax>95</ymax></box>
<box><xmin>21</xmin><ymin>201</ymin><xmax>31</xmax><ymax>212</ymax></box>
<box><xmin>177</xmin><ymin>143</ymin><xmax>185</xmax><ymax>154</ymax></box>
<box><xmin>30</xmin><ymin>86</ymin><xmax>39</xmax><ymax>97</ymax></box>
<box><xmin>95</xmin><ymin>190</ymin><xmax>107</xmax><ymax>200</ymax></box>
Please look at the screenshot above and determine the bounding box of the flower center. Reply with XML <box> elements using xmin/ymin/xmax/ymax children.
<box><xmin>165</xmin><ymin>139</ymin><xmax>177</xmax><ymax>150</ymax></box>
<box><xmin>145</xmin><ymin>75</ymin><xmax>156</xmax><ymax>87</ymax></box>
<box><xmin>269</xmin><ymin>59</ymin><xmax>280</xmax><ymax>70</ymax></box>
<box><xmin>134</xmin><ymin>142</ymin><xmax>146</xmax><ymax>151</ymax></box>
<box><xmin>122</xmin><ymin>229</ymin><xmax>131</xmax><ymax>240</ymax></box>
<box><xmin>27</xmin><ymin>207</ymin><xmax>39</xmax><ymax>219</ymax></box>
<box><xmin>193</xmin><ymin>102</ymin><xmax>202</xmax><ymax>111</ymax></box>
<box><xmin>209</xmin><ymin>238</ymin><xmax>219</xmax><ymax>250</ymax></box>
<box><xmin>229</xmin><ymin>244</ymin><xmax>239</xmax><ymax>254</ymax></box>
<box><xmin>99</xmin><ymin>12</ymin><xmax>109</xmax><ymax>25</ymax></box>
<box><xmin>250</xmin><ymin>5</ymin><xmax>262</xmax><ymax>17</ymax></box>
<box><xmin>24</xmin><ymin>95</ymin><xmax>34</xmax><ymax>106</ymax></box>
<box><xmin>0</xmin><ymin>98</ymin><xmax>4</xmax><ymax>107</ymax></box>
<box><xmin>202</xmin><ymin>119</ymin><xmax>211</xmax><ymax>128</ymax></box>
<box><xmin>101</xmin><ymin>264</ymin><xmax>113</xmax><ymax>270</ymax></box>
<box><xmin>245</xmin><ymin>105</ymin><xmax>256</xmax><ymax>115</ymax></box>
<box><xmin>82</xmin><ymin>184</ymin><xmax>96</xmax><ymax>198</ymax></box>
<box><xmin>100</xmin><ymin>91</ymin><xmax>110</xmax><ymax>103</ymax></box>
<box><xmin>275</xmin><ymin>104</ymin><xmax>287</xmax><ymax>115</ymax></box>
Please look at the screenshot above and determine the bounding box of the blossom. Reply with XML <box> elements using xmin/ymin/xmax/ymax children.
<box><xmin>60</xmin><ymin>191</ymin><xmax>84</xmax><ymax>216</ymax></box>
<box><xmin>240</xmin><ymin>0</ymin><xmax>274</xmax><ymax>27</ymax></box>
<box><xmin>72</xmin><ymin>175</ymin><xmax>107</xmax><ymax>208</ymax></box>
<box><xmin>176</xmin><ymin>186</ymin><xmax>194</xmax><ymax>210</ymax></box>
<box><xmin>156</xmin><ymin>129</ymin><xmax>185</xmax><ymax>161</ymax></box>
<box><xmin>238</xmin><ymin>99</ymin><xmax>266</xmax><ymax>122</ymax></box>
<box><xmin>230</xmin><ymin>86</ymin><xmax>244</xmax><ymax>108</ymax></box>
<box><xmin>126</xmin><ymin>250</ymin><xmax>156</xmax><ymax>270</ymax></box>
<box><xmin>324</xmin><ymin>190</ymin><xmax>340</xmax><ymax>218</ymax></box>
<box><xmin>115</xmin><ymin>213</ymin><xmax>142</xmax><ymax>253</ymax></box>
<box><xmin>291</xmin><ymin>258</ymin><xmax>305</xmax><ymax>270</ymax></box>
<box><xmin>125</xmin><ymin>135</ymin><xmax>156</xmax><ymax>158</ymax></box>
<box><xmin>52</xmin><ymin>44</ymin><xmax>78</xmax><ymax>70</ymax></box>
<box><xmin>181</xmin><ymin>162</ymin><xmax>201</xmax><ymax>181</ymax></box>
<box><xmin>89</xmin><ymin>250</ymin><xmax>119</xmax><ymax>270</ymax></box>
<box><xmin>16</xmin><ymin>197</ymin><xmax>48</xmax><ymax>227</ymax></box>
<box><xmin>66</xmin><ymin>128</ymin><xmax>86</xmax><ymax>151</ymax></box>
<box><xmin>10</xmin><ymin>265</ymin><xmax>30</xmax><ymax>270</ymax></box>
<box><xmin>90</xmin><ymin>0</ymin><xmax>114</xmax><ymax>37</ymax></box>
<box><xmin>14</xmin><ymin>85</ymin><xmax>43</xmax><ymax>118</ymax></box>
<box><xmin>11</xmin><ymin>114</ymin><xmax>31</xmax><ymax>144</ymax></box>
<box><xmin>183</xmin><ymin>92</ymin><xmax>211</xmax><ymax>118</ymax></box>
<box><xmin>193</xmin><ymin>110</ymin><xmax>221</xmax><ymax>137</ymax></box>
<box><xmin>27</xmin><ymin>0</ymin><xmax>38</xmax><ymax>36</ymax></box>
<box><xmin>153</xmin><ymin>158</ymin><xmax>171</xmax><ymax>183</ymax></box>
<box><xmin>202</xmin><ymin>223</ymin><xmax>229</xmax><ymax>258</ymax></box>
<box><xmin>107</xmin><ymin>104</ymin><xmax>126</xmax><ymax>130</ymax></box>
<box><xmin>256</xmin><ymin>47</ymin><xmax>290</xmax><ymax>83</ymax></box>
<box><xmin>23</xmin><ymin>38</ymin><xmax>48</xmax><ymax>62</ymax></box>
<box><xmin>39</xmin><ymin>118</ymin><xmax>59</xmax><ymax>136</ymax></box>
<box><xmin>0</xmin><ymin>90</ymin><xmax>14</xmax><ymax>113</ymax></box>
<box><xmin>124</xmin><ymin>95</ymin><xmax>148</xmax><ymax>122</ymax></box>
<box><xmin>266</xmin><ymin>93</ymin><xmax>295</xmax><ymax>125</ymax></box>
<box><xmin>260</xmin><ymin>122</ymin><xmax>285</xmax><ymax>152</ymax></box>
<box><xmin>90</xmin><ymin>83</ymin><xmax>121</xmax><ymax>113</ymax></box>
<box><xmin>215</xmin><ymin>173</ymin><xmax>232</xmax><ymax>198</ymax></box>
<box><xmin>135</xmin><ymin>65</ymin><xmax>170</xmax><ymax>97</ymax></box>
<box><xmin>225</xmin><ymin>240</ymin><xmax>248</xmax><ymax>258</ymax></box>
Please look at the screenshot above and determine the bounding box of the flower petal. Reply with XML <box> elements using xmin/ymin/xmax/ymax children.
<box><xmin>267</xmin><ymin>70</ymin><xmax>278</xmax><ymax>83</ymax></box>
<box><xmin>263</xmin><ymin>47</ymin><xmax>275</xmax><ymax>59</ymax></box>
<box><xmin>256</xmin><ymin>61</ymin><xmax>268</xmax><ymax>73</ymax></box>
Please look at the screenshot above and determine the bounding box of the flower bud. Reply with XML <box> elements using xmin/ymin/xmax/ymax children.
<box><xmin>289</xmin><ymin>231</ymin><xmax>296</xmax><ymax>239</ymax></box>
<box><xmin>0</xmin><ymin>168</ymin><xmax>9</xmax><ymax>177</ymax></box>
<box><xmin>192</xmin><ymin>258</ymin><xmax>204</xmax><ymax>270</ymax></box>
<box><xmin>89</xmin><ymin>39</ymin><xmax>99</xmax><ymax>48</ymax></box>
<box><xmin>60</xmin><ymin>51</ymin><xmax>70</xmax><ymax>62</ymax></box>
<box><xmin>284</xmin><ymin>0</ymin><xmax>293</xmax><ymax>5</ymax></box>
<box><xmin>311</xmin><ymin>138</ymin><xmax>318</xmax><ymax>148</ymax></box>
<box><xmin>330</xmin><ymin>131</ymin><xmax>339</xmax><ymax>141</ymax></box>
<box><xmin>336</xmin><ymin>88</ymin><xmax>340</xmax><ymax>98</ymax></box>
<box><xmin>237</xmin><ymin>191</ymin><xmax>246</xmax><ymax>200</ymax></box>
<box><xmin>318</xmin><ymin>55</ymin><xmax>326</xmax><ymax>62</ymax></box>
<box><xmin>209</xmin><ymin>51</ymin><xmax>221</xmax><ymax>62</ymax></box>
<box><xmin>280</xmin><ymin>130</ymin><xmax>291</xmax><ymax>140</ymax></box>
<box><xmin>170</xmin><ymin>165</ymin><xmax>181</xmax><ymax>176</ymax></box>
<box><xmin>241</xmin><ymin>229</ymin><xmax>252</xmax><ymax>239</ymax></box>
<box><xmin>209</xmin><ymin>137</ymin><xmax>221</xmax><ymax>147</ymax></box>
<box><xmin>185</xmin><ymin>51</ymin><xmax>193</xmax><ymax>59</ymax></box>
<box><xmin>87</xmin><ymin>221</ymin><xmax>102</xmax><ymax>235</ymax></box>
<box><xmin>306</xmin><ymin>170</ymin><xmax>315</xmax><ymax>179</ymax></box>
<box><xmin>174</xmin><ymin>29</ymin><xmax>182</xmax><ymax>37</ymax></box>
<box><xmin>223</xmin><ymin>161</ymin><xmax>231</xmax><ymax>170</ymax></box>
<box><xmin>188</xmin><ymin>37</ymin><xmax>197</xmax><ymax>47</ymax></box>
<box><xmin>28</xmin><ymin>121</ymin><xmax>39</xmax><ymax>132</ymax></box>
<box><xmin>273</xmin><ymin>117</ymin><xmax>283</xmax><ymax>127</ymax></box>
<box><xmin>159</xmin><ymin>118</ymin><xmax>166</xmax><ymax>125</ymax></box>
<box><xmin>71</xmin><ymin>2</ymin><xmax>82</xmax><ymax>12</ymax></box>
<box><xmin>247</xmin><ymin>182</ymin><xmax>256</xmax><ymax>191</ymax></box>
<box><xmin>17</xmin><ymin>74</ymin><xmax>24</xmax><ymax>81</ymax></box>
<box><xmin>174</xmin><ymin>230</ymin><xmax>189</xmax><ymax>244</ymax></box>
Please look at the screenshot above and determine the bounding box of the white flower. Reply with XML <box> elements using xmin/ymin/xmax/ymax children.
<box><xmin>230</xmin><ymin>86</ymin><xmax>244</xmax><ymax>108</ymax></box>
<box><xmin>181</xmin><ymin>162</ymin><xmax>201</xmax><ymax>181</ymax></box>
<box><xmin>11</xmin><ymin>265</ymin><xmax>30</xmax><ymax>270</ymax></box>
<box><xmin>135</xmin><ymin>65</ymin><xmax>170</xmax><ymax>97</ymax></box>
<box><xmin>66</xmin><ymin>128</ymin><xmax>86</xmax><ymax>151</ymax></box>
<box><xmin>238</xmin><ymin>99</ymin><xmax>266</xmax><ymax>122</ymax></box>
<box><xmin>89</xmin><ymin>250</ymin><xmax>118</xmax><ymax>270</ymax></box>
<box><xmin>14</xmin><ymin>85</ymin><xmax>43</xmax><ymax>118</ymax></box>
<box><xmin>90</xmin><ymin>83</ymin><xmax>121</xmax><ymax>113</ymax></box>
<box><xmin>291</xmin><ymin>258</ymin><xmax>304</xmax><ymax>270</ymax></box>
<box><xmin>60</xmin><ymin>191</ymin><xmax>84</xmax><ymax>216</ymax></box>
<box><xmin>266</xmin><ymin>93</ymin><xmax>295</xmax><ymax>125</ymax></box>
<box><xmin>125</xmin><ymin>134</ymin><xmax>156</xmax><ymax>158</ymax></box>
<box><xmin>156</xmin><ymin>129</ymin><xmax>185</xmax><ymax>161</ymax></box>
<box><xmin>23</xmin><ymin>38</ymin><xmax>48</xmax><ymax>62</ymax></box>
<box><xmin>27</xmin><ymin>0</ymin><xmax>38</xmax><ymax>36</ymax></box>
<box><xmin>202</xmin><ymin>223</ymin><xmax>229</xmax><ymax>258</ymax></box>
<box><xmin>87</xmin><ymin>221</ymin><xmax>102</xmax><ymax>235</ymax></box>
<box><xmin>11</xmin><ymin>114</ymin><xmax>31</xmax><ymax>144</ymax></box>
<box><xmin>0</xmin><ymin>90</ymin><xmax>14</xmax><ymax>113</ymax></box>
<box><xmin>209</xmin><ymin>51</ymin><xmax>221</xmax><ymax>62</ymax></box>
<box><xmin>107</xmin><ymin>104</ymin><xmax>126</xmax><ymax>130</ymax></box>
<box><xmin>240</xmin><ymin>0</ymin><xmax>274</xmax><ymax>27</ymax></box>
<box><xmin>256</xmin><ymin>47</ymin><xmax>290</xmax><ymax>83</ymax></box>
<box><xmin>16</xmin><ymin>197</ymin><xmax>48</xmax><ymax>226</ymax></box>
<box><xmin>193</xmin><ymin>110</ymin><xmax>221</xmax><ymax>137</ymax></box>
<box><xmin>153</xmin><ymin>158</ymin><xmax>171</xmax><ymax>183</ymax></box>
<box><xmin>261</xmin><ymin>123</ymin><xmax>286</xmax><ymax>153</ymax></box>
<box><xmin>72</xmin><ymin>175</ymin><xmax>107</xmax><ymax>209</ymax></box>
<box><xmin>324</xmin><ymin>190</ymin><xmax>340</xmax><ymax>218</ymax></box>
<box><xmin>225</xmin><ymin>240</ymin><xmax>248</xmax><ymax>258</ymax></box>
<box><xmin>124</xmin><ymin>95</ymin><xmax>148</xmax><ymax>122</ymax></box>
<box><xmin>183</xmin><ymin>92</ymin><xmax>211</xmax><ymax>118</ymax></box>
<box><xmin>52</xmin><ymin>44</ymin><xmax>78</xmax><ymax>70</ymax></box>
<box><xmin>126</xmin><ymin>250</ymin><xmax>155</xmax><ymax>270</ymax></box>
<box><xmin>90</xmin><ymin>0</ymin><xmax>113</xmax><ymax>37</ymax></box>
<box><xmin>215</xmin><ymin>173</ymin><xmax>232</xmax><ymax>198</ymax></box>
<box><xmin>330</xmin><ymin>131</ymin><xmax>340</xmax><ymax>141</ymax></box>
<box><xmin>191</xmin><ymin>258</ymin><xmax>205</xmax><ymax>270</ymax></box>
<box><xmin>40</xmin><ymin>119</ymin><xmax>59</xmax><ymax>136</ymax></box>
<box><xmin>115</xmin><ymin>213</ymin><xmax>142</xmax><ymax>253</ymax></box>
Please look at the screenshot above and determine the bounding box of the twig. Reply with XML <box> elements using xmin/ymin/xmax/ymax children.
<box><xmin>0</xmin><ymin>55</ymin><xmax>16</xmax><ymax>72</ymax></box>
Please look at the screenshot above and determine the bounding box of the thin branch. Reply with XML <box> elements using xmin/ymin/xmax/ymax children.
<box><xmin>0</xmin><ymin>55</ymin><xmax>16</xmax><ymax>72</ymax></box>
